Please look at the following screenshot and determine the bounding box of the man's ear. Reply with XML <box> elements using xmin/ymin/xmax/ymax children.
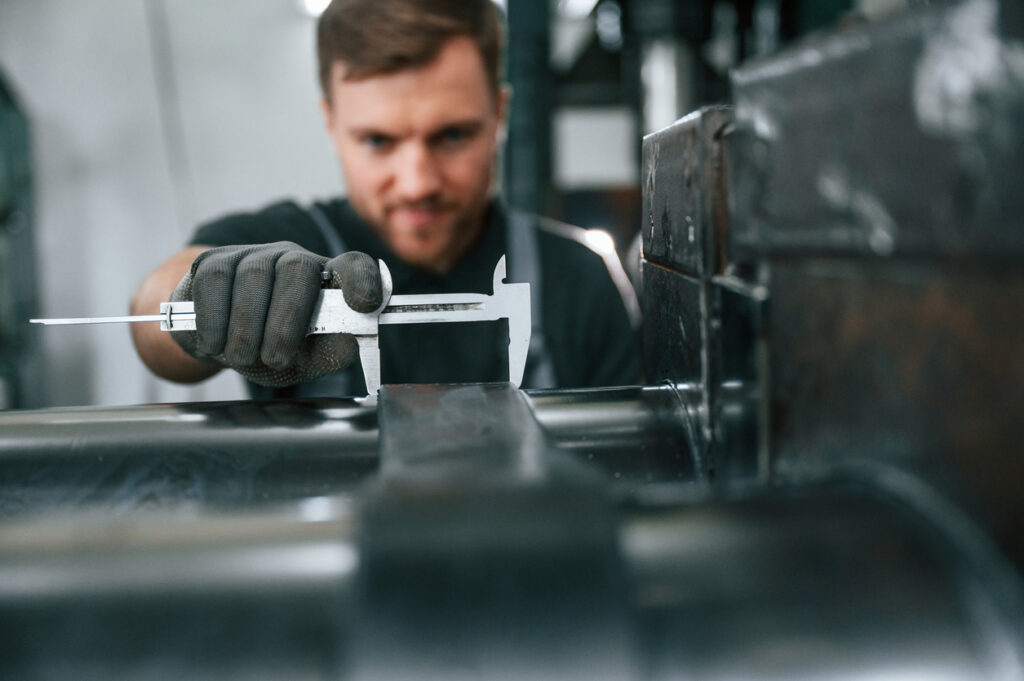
<box><xmin>495</xmin><ymin>84</ymin><xmax>511</xmax><ymax>145</ymax></box>
<box><xmin>320</xmin><ymin>97</ymin><xmax>334</xmax><ymax>135</ymax></box>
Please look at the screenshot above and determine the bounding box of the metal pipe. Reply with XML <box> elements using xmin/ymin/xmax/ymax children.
<box><xmin>2</xmin><ymin>485</ymin><xmax>1019</xmax><ymax>679</ymax></box>
<box><xmin>0</xmin><ymin>496</ymin><xmax>358</xmax><ymax>680</ymax></box>
<box><xmin>0</xmin><ymin>399</ymin><xmax>380</xmax><ymax>514</ymax></box>
<box><xmin>0</xmin><ymin>386</ymin><xmax>696</xmax><ymax>514</ymax></box>
<box><xmin>619</xmin><ymin>486</ymin><xmax>1024</xmax><ymax>681</ymax></box>
<box><xmin>1</xmin><ymin>383</ymin><xmax>1020</xmax><ymax>678</ymax></box>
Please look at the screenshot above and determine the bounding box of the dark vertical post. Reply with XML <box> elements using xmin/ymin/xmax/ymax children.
<box><xmin>503</xmin><ymin>0</ymin><xmax>551</xmax><ymax>216</ymax></box>
<box><xmin>0</xmin><ymin>72</ymin><xmax>43</xmax><ymax>408</ymax></box>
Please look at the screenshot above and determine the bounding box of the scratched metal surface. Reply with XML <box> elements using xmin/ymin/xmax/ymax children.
<box><xmin>641</xmin><ymin>105</ymin><xmax>733</xmax><ymax>278</ymax></box>
<box><xmin>0</xmin><ymin>387</ymin><xmax>700</xmax><ymax>514</ymax></box>
<box><xmin>718</xmin><ymin>0</ymin><xmax>1024</xmax><ymax>565</ymax></box>
<box><xmin>727</xmin><ymin>0</ymin><xmax>1024</xmax><ymax>260</ymax></box>
<box><xmin>0</xmin><ymin>399</ymin><xmax>379</xmax><ymax>514</ymax></box>
<box><xmin>640</xmin><ymin>101</ymin><xmax>766</xmax><ymax>484</ymax></box>
<box><xmin>766</xmin><ymin>262</ymin><xmax>1024</xmax><ymax>565</ymax></box>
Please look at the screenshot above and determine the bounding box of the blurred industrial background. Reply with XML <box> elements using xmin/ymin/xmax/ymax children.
<box><xmin>3</xmin><ymin>1</ymin><xmax>1023</xmax><ymax>677</ymax></box>
<box><xmin>0</xmin><ymin>0</ymin><xmax>873</xmax><ymax>409</ymax></box>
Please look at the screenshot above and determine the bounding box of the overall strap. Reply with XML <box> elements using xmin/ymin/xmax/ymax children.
<box><xmin>308</xmin><ymin>202</ymin><xmax>348</xmax><ymax>255</ymax></box>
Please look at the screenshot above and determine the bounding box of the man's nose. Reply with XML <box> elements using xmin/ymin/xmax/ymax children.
<box><xmin>393</xmin><ymin>143</ymin><xmax>442</xmax><ymax>201</ymax></box>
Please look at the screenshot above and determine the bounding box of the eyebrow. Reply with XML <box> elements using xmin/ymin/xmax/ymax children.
<box><xmin>348</xmin><ymin>119</ymin><xmax>484</xmax><ymax>140</ymax></box>
<box><xmin>348</xmin><ymin>127</ymin><xmax>396</xmax><ymax>140</ymax></box>
<box><xmin>430</xmin><ymin>120</ymin><xmax>484</xmax><ymax>141</ymax></box>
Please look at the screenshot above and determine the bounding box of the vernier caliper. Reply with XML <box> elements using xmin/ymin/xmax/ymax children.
<box><xmin>31</xmin><ymin>256</ymin><xmax>531</xmax><ymax>396</ymax></box>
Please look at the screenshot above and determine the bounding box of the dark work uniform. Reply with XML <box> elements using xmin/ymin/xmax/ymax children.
<box><xmin>189</xmin><ymin>198</ymin><xmax>639</xmax><ymax>398</ymax></box>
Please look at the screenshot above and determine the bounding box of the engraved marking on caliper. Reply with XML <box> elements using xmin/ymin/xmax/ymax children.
<box><xmin>385</xmin><ymin>303</ymin><xmax>484</xmax><ymax>313</ymax></box>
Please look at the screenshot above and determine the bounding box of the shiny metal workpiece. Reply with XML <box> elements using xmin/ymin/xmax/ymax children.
<box><xmin>2</xmin><ymin>385</ymin><xmax>1021</xmax><ymax>680</ymax></box>
<box><xmin>30</xmin><ymin>256</ymin><xmax>532</xmax><ymax>396</ymax></box>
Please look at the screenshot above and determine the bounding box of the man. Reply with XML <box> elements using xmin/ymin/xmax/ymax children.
<box><xmin>130</xmin><ymin>0</ymin><xmax>638</xmax><ymax>397</ymax></box>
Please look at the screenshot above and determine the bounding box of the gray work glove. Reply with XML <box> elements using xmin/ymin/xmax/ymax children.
<box><xmin>170</xmin><ymin>242</ymin><xmax>382</xmax><ymax>387</ymax></box>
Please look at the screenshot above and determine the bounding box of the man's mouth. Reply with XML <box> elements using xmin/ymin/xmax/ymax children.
<box><xmin>392</xmin><ymin>204</ymin><xmax>451</xmax><ymax>230</ymax></box>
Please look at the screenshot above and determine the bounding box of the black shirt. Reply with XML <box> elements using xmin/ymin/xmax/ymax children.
<box><xmin>190</xmin><ymin>198</ymin><xmax>639</xmax><ymax>396</ymax></box>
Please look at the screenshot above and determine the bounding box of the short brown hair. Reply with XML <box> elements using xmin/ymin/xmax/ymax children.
<box><xmin>317</xmin><ymin>0</ymin><xmax>504</xmax><ymax>99</ymax></box>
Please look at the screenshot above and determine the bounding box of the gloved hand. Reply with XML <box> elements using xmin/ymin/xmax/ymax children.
<box><xmin>170</xmin><ymin>242</ymin><xmax>382</xmax><ymax>387</ymax></box>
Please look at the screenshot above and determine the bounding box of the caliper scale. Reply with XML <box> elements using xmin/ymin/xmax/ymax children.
<box><xmin>31</xmin><ymin>256</ymin><xmax>531</xmax><ymax>397</ymax></box>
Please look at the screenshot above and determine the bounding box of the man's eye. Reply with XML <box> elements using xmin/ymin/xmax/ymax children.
<box><xmin>441</xmin><ymin>129</ymin><xmax>467</xmax><ymax>142</ymax></box>
<box><xmin>363</xmin><ymin>134</ymin><xmax>393</xmax><ymax>150</ymax></box>
<box><xmin>434</xmin><ymin>127</ymin><xmax>474</xmax><ymax>148</ymax></box>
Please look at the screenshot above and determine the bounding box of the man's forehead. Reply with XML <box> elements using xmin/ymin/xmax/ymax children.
<box><xmin>326</xmin><ymin>36</ymin><xmax>494</xmax><ymax>106</ymax></box>
<box><xmin>328</xmin><ymin>72</ymin><xmax>495</xmax><ymax>131</ymax></box>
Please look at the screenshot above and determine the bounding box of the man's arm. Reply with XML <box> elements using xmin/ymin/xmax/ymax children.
<box><xmin>130</xmin><ymin>246</ymin><xmax>219</xmax><ymax>383</ymax></box>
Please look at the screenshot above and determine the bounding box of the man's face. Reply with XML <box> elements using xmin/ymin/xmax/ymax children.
<box><xmin>321</xmin><ymin>36</ymin><xmax>507</xmax><ymax>274</ymax></box>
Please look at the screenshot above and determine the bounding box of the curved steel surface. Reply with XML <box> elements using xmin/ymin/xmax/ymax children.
<box><xmin>621</xmin><ymin>486</ymin><xmax>1024</xmax><ymax>681</ymax></box>
<box><xmin>527</xmin><ymin>384</ymin><xmax>700</xmax><ymax>487</ymax></box>
<box><xmin>0</xmin><ymin>399</ymin><xmax>379</xmax><ymax>513</ymax></box>
<box><xmin>0</xmin><ymin>386</ymin><xmax>695</xmax><ymax>513</ymax></box>
<box><xmin>5</xmin><ymin>387</ymin><xmax>1019</xmax><ymax>678</ymax></box>
<box><xmin>1</xmin><ymin>484</ymin><xmax>1020</xmax><ymax>679</ymax></box>
<box><xmin>0</xmin><ymin>496</ymin><xmax>358</xmax><ymax>680</ymax></box>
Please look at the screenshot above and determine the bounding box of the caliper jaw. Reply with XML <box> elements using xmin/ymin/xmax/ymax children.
<box><xmin>307</xmin><ymin>261</ymin><xmax>394</xmax><ymax>397</ymax></box>
<box><xmin>493</xmin><ymin>257</ymin><xmax>531</xmax><ymax>388</ymax></box>
<box><xmin>332</xmin><ymin>256</ymin><xmax>532</xmax><ymax>397</ymax></box>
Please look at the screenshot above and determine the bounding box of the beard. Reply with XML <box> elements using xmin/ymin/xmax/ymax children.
<box><xmin>376</xmin><ymin>195</ymin><xmax>489</xmax><ymax>274</ymax></box>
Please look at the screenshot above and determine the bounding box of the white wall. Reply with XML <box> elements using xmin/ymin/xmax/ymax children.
<box><xmin>0</xmin><ymin>0</ymin><xmax>344</xmax><ymax>407</ymax></box>
<box><xmin>553</xmin><ymin>107</ymin><xmax>638</xmax><ymax>189</ymax></box>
